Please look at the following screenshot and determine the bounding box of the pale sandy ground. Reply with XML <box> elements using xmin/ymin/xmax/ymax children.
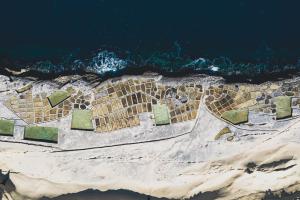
<box><xmin>0</xmin><ymin>75</ymin><xmax>300</xmax><ymax>200</ymax></box>
<box><xmin>1</xmin><ymin>104</ymin><xmax>300</xmax><ymax>200</ymax></box>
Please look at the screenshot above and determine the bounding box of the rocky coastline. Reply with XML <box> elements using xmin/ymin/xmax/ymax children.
<box><xmin>0</xmin><ymin>73</ymin><xmax>300</xmax><ymax>200</ymax></box>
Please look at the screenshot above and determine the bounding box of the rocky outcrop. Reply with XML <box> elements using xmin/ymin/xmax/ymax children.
<box><xmin>0</xmin><ymin>74</ymin><xmax>300</xmax><ymax>200</ymax></box>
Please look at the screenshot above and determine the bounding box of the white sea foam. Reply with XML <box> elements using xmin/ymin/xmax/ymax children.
<box><xmin>183</xmin><ymin>58</ymin><xmax>207</xmax><ymax>68</ymax></box>
<box><xmin>87</xmin><ymin>50</ymin><xmax>128</xmax><ymax>74</ymax></box>
<box><xmin>209</xmin><ymin>65</ymin><xmax>219</xmax><ymax>72</ymax></box>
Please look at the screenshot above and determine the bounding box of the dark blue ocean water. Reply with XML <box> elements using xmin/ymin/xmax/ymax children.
<box><xmin>1</xmin><ymin>0</ymin><xmax>300</xmax><ymax>79</ymax></box>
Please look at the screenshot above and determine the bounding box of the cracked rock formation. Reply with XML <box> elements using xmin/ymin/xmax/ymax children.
<box><xmin>0</xmin><ymin>74</ymin><xmax>300</xmax><ymax>200</ymax></box>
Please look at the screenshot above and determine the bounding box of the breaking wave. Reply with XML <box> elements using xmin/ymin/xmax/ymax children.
<box><xmin>2</xmin><ymin>44</ymin><xmax>300</xmax><ymax>82</ymax></box>
<box><xmin>27</xmin><ymin>49</ymin><xmax>129</xmax><ymax>75</ymax></box>
<box><xmin>86</xmin><ymin>50</ymin><xmax>128</xmax><ymax>74</ymax></box>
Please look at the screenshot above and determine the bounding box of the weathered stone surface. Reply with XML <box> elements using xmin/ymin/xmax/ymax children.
<box><xmin>2</xmin><ymin>75</ymin><xmax>300</xmax><ymax>200</ymax></box>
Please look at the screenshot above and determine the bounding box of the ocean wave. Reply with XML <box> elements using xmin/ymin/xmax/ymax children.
<box><xmin>86</xmin><ymin>50</ymin><xmax>128</xmax><ymax>74</ymax></box>
<box><xmin>2</xmin><ymin>46</ymin><xmax>300</xmax><ymax>81</ymax></box>
<box><xmin>28</xmin><ymin>50</ymin><xmax>129</xmax><ymax>75</ymax></box>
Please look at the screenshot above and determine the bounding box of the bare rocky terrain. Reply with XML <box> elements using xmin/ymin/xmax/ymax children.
<box><xmin>0</xmin><ymin>74</ymin><xmax>300</xmax><ymax>200</ymax></box>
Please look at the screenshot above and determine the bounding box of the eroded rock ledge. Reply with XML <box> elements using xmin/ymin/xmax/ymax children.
<box><xmin>0</xmin><ymin>74</ymin><xmax>300</xmax><ymax>200</ymax></box>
